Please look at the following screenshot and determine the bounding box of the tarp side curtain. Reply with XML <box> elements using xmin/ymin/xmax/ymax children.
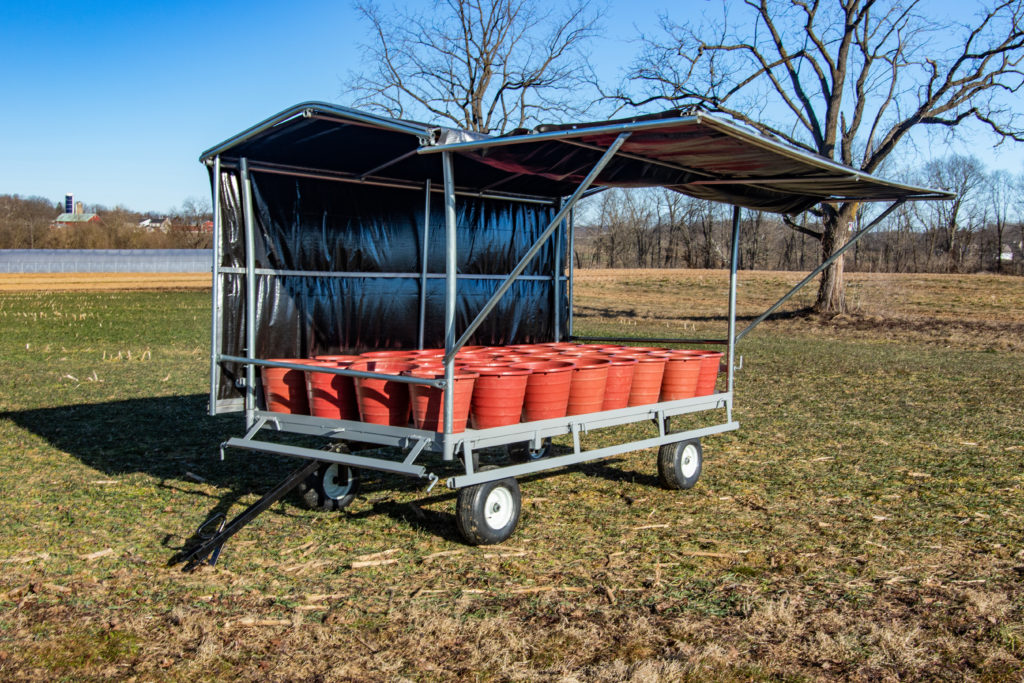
<box><xmin>214</xmin><ymin>169</ymin><xmax>566</xmax><ymax>407</ymax></box>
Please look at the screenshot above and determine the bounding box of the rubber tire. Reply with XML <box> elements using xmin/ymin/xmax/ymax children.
<box><xmin>507</xmin><ymin>437</ymin><xmax>552</xmax><ymax>463</ymax></box>
<box><xmin>455</xmin><ymin>467</ymin><xmax>522</xmax><ymax>545</ymax></box>
<box><xmin>657</xmin><ymin>439</ymin><xmax>702</xmax><ymax>490</ymax></box>
<box><xmin>296</xmin><ymin>462</ymin><xmax>360</xmax><ymax>511</ymax></box>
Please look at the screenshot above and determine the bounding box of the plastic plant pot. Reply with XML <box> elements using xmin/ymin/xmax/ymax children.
<box><xmin>509</xmin><ymin>360</ymin><xmax>576</xmax><ymax>421</ymax></box>
<box><xmin>695</xmin><ymin>350</ymin><xmax>725</xmax><ymax>396</ymax></box>
<box><xmin>660</xmin><ymin>351</ymin><xmax>704</xmax><ymax>400</ymax></box>
<box><xmin>460</xmin><ymin>363</ymin><xmax>531</xmax><ymax>428</ymax></box>
<box><xmin>617</xmin><ymin>352</ymin><xmax>668</xmax><ymax>406</ymax></box>
<box><xmin>601</xmin><ymin>354</ymin><xmax>639</xmax><ymax>410</ymax></box>
<box><xmin>348</xmin><ymin>359</ymin><xmax>416</xmax><ymax>426</ymax></box>
<box><xmin>261</xmin><ymin>359</ymin><xmax>314</xmax><ymax>414</ymax></box>
<box><xmin>566</xmin><ymin>356</ymin><xmax>611</xmax><ymax>415</ymax></box>
<box><xmin>404</xmin><ymin>367</ymin><xmax>478</xmax><ymax>432</ymax></box>
<box><xmin>360</xmin><ymin>350</ymin><xmax>418</xmax><ymax>361</ymax></box>
<box><xmin>306</xmin><ymin>357</ymin><xmax>362</xmax><ymax>420</ymax></box>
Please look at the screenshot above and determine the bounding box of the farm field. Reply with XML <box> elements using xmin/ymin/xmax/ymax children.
<box><xmin>0</xmin><ymin>269</ymin><xmax>1022</xmax><ymax>681</ymax></box>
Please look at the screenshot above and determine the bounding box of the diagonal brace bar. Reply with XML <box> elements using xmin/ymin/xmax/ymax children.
<box><xmin>736</xmin><ymin>200</ymin><xmax>905</xmax><ymax>342</ymax></box>
<box><xmin>445</xmin><ymin>132</ymin><xmax>631</xmax><ymax>362</ymax></box>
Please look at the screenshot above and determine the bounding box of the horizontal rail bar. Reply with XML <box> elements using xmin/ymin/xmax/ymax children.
<box><xmin>224</xmin><ymin>438</ymin><xmax>428</xmax><ymax>478</ymax></box>
<box><xmin>420</xmin><ymin>116</ymin><xmax>700</xmax><ymax>155</ymax></box>
<box><xmin>217</xmin><ymin>159</ymin><xmax>556</xmax><ymax>206</ymax></box>
<box><xmin>217</xmin><ymin>267</ymin><xmax>566</xmax><ymax>281</ymax></box>
<box><xmin>219</xmin><ymin>354</ymin><xmax>445</xmax><ymax>387</ymax></box>
<box><xmin>571</xmin><ymin>336</ymin><xmax>728</xmax><ymax>346</ymax></box>
<box><xmin>448</xmin><ymin>421</ymin><xmax>739</xmax><ymax>488</ymax></box>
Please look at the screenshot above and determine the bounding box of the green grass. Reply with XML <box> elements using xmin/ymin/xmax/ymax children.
<box><xmin>0</xmin><ymin>278</ymin><xmax>1022</xmax><ymax>681</ymax></box>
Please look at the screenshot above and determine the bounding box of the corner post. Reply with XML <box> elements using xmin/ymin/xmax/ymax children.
<box><xmin>727</xmin><ymin>205</ymin><xmax>741</xmax><ymax>401</ymax></box>
<box><xmin>441</xmin><ymin>152</ymin><xmax>458</xmax><ymax>454</ymax></box>
<box><xmin>240</xmin><ymin>157</ymin><xmax>258</xmax><ymax>429</ymax></box>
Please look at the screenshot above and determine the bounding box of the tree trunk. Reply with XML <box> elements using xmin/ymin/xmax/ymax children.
<box><xmin>814</xmin><ymin>203</ymin><xmax>858</xmax><ymax>314</ymax></box>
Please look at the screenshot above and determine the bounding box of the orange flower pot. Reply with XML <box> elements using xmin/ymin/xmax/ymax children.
<box><xmin>617</xmin><ymin>352</ymin><xmax>668</xmax><ymax>406</ymax></box>
<box><xmin>260</xmin><ymin>359</ymin><xmax>314</xmax><ymax>414</ymax></box>
<box><xmin>509</xmin><ymin>360</ymin><xmax>575</xmax><ymax>421</ymax></box>
<box><xmin>660</xmin><ymin>351</ymin><xmax>703</xmax><ymax>400</ymax></box>
<box><xmin>404</xmin><ymin>367</ymin><xmax>478</xmax><ymax>433</ymax></box>
<box><xmin>348</xmin><ymin>359</ymin><xmax>415</xmax><ymax>426</ymax></box>
<box><xmin>696</xmin><ymin>351</ymin><xmax>725</xmax><ymax>396</ymax></box>
<box><xmin>460</xmin><ymin>363</ymin><xmax>531</xmax><ymax>428</ymax></box>
<box><xmin>307</xmin><ymin>355</ymin><xmax>362</xmax><ymax>420</ymax></box>
<box><xmin>566</xmin><ymin>356</ymin><xmax>610</xmax><ymax>415</ymax></box>
<box><xmin>601</xmin><ymin>355</ymin><xmax>639</xmax><ymax>410</ymax></box>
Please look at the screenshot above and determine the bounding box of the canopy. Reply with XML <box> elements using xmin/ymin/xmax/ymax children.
<box><xmin>201</xmin><ymin>102</ymin><xmax>950</xmax><ymax>215</ymax></box>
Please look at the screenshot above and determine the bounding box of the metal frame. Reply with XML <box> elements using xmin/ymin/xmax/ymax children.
<box><xmin>198</xmin><ymin>105</ymin><xmax>951</xmax><ymax>567</ymax></box>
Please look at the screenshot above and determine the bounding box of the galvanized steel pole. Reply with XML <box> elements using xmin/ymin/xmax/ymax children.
<box><xmin>418</xmin><ymin>179</ymin><xmax>431</xmax><ymax>350</ymax></box>
<box><xmin>209</xmin><ymin>155</ymin><xmax>222</xmax><ymax>416</ymax></box>
<box><xmin>441</xmin><ymin>153</ymin><xmax>458</xmax><ymax>449</ymax></box>
<box><xmin>727</xmin><ymin>206</ymin><xmax>741</xmax><ymax>399</ymax></box>
<box><xmin>240</xmin><ymin>158</ymin><xmax>258</xmax><ymax>429</ymax></box>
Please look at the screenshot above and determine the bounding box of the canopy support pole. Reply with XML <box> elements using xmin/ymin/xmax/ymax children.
<box><xmin>240</xmin><ymin>157</ymin><xmax>258</xmax><ymax>429</ymax></box>
<box><xmin>737</xmin><ymin>200</ymin><xmax>905</xmax><ymax>341</ymax></box>
<box><xmin>441</xmin><ymin>152</ymin><xmax>458</xmax><ymax>452</ymax></box>
<box><xmin>553</xmin><ymin>198</ymin><xmax>563</xmax><ymax>342</ymax></box>
<box><xmin>209</xmin><ymin>156</ymin><xmax>223</xmax><ymax>416</ymax></box>
<box><xmin>418</xmin><ymin>179</ymin><xmax>431</xmax><ymax>349</ymax></box>
<box><xmin>445</xmin><ymin>133</ymin><xmax>631</xmax><ymax>363</ymax></box>
<box><xmin>568</xmin><ymin>207</ymin><xmax>576</xmax><ymax>339</ymax></box>
<box><xmin>727</xmin><ymin>206</ymin><xmax>741</xmax><ymax>404</ymax></box>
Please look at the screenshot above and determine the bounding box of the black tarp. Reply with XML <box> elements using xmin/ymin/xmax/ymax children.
<box><xmin>214</xmin><ymin>170</ymin><xmax>564</xmax><ymax>408</ymax></box>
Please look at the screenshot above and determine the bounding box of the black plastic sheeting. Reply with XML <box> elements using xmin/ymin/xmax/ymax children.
<box><xmin>214</xmin><ymin>170</ymin><xmax>565</xmax><ymax>408</ymax></box>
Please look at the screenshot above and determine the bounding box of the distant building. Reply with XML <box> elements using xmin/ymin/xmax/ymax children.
<box><xmin>52</xmin><ymin>212</ymin><xmax>101</xmax><ymax>228</ymax></box>
<box><xmin>138</xmin><ymin>217</ymin><xmax>171</xmax><ymax>232</ymax></box>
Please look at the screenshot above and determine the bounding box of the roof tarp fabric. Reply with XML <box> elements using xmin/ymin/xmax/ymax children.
<box><xmin>214</xmin><ymin>170</ymin><xmax>565</xmax><ymax>408</ymax></box>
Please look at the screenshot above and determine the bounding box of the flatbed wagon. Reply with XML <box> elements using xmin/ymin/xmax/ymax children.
<box><xmin>180</xmin><ymin>103</ymin><xmax>948</xmax><ymax>566</ymax></box>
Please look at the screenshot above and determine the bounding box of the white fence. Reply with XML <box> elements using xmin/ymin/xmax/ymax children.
<box><xmin>0</xmin><ymin>249</ymin><xmax>212</xmax><ymax>273</ymax></box>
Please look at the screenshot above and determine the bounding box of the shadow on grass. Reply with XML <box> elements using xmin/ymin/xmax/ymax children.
<box><xmin>0</xmin><ymin>395</ymin><xmax>469</xmax><ymax>556</ymax></box>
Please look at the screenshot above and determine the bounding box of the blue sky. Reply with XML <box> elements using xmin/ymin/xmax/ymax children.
<box><xmin>1</xmin><ymin>0</ymin><xmax>1020</xmax><ymax>213</ymax></box>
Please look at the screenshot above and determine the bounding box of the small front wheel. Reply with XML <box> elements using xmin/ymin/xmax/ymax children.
<box><xmin>657</xmin><ymin>439</ymin><xmax>702</xmax><ymax>490</ymax></box>
<box><xmin>296</xmin><ymin>462</ymin><xmax>360</xmax><ymax>511</ymax></box>
<box><xmin>455</xmin><ymin>470</ymin><xmax>522</xmax><ymax>545</ymax></box>
<box><xmin>507</xmin><ymin>437</ymin><xmax>552</xmax><ymax>463</ymax></box>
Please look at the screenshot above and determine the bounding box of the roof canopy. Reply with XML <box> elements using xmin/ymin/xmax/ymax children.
<box><xmin>201</xmin><ymin>102</ymin><xmax>950</xmax><ymax>215</ymax></box>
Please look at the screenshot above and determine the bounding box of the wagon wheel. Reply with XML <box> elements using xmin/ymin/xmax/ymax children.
<box><xmin>507</xmin><ymin>437</ymin><xmax>552</xmax><ymax>463</ymax></box>
<box><xmin>296</xmin><ymin>445</ymin><xmax>361</xmax><ymax>511</ymax></box>
<box><xmin>455</xmin><ymin>466</ymin><xmax>522</xmax><ymax>545</ymax></box>
<box><xmin>657</xmin><ymin>438</ymin><xmax>702</xmax><ymax>490</ymax></box>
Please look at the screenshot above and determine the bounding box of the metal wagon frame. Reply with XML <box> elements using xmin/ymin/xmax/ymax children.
<box><xmin>181</xmin><ymin>103</ymin><xmax>949</xmax><ymax>565</ymax></box>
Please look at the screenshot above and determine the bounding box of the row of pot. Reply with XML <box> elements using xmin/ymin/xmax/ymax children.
<box><xmin>260</xmin><ymin>343</ymin><xmax>724</xmax><ymax>433</ymax></box>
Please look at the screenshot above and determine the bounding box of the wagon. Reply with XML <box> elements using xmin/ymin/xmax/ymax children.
<box><xmin>180</xmin><ymin>103</ymin><xmax>949</xmax><ymax>566</ymax></box>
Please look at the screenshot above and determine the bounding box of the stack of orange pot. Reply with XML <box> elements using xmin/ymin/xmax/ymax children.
<box><xmin>257</xmin><ymin>343</ymin><xmax>725</xmax><ymax>430</ymax></box>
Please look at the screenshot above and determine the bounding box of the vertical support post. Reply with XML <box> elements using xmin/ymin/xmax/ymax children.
<box><xmin>727</xmin><ymin>205</ymin><xmax>741</xmax><ymax>406</ymax></box>
<box><xmin>418</xmin><ymin>179</ymin><xmax>431</xmax><ymax>350</ymax></box>
<box><xmin>553</xmin><ymin>198</ymin><xmax>562</xmax><ymax>342</ymax></box>
<box><xmin>567</xmin><ymin>206</ymin><xmax>575</xmax><ymax>339</ymax></box>
<box><xmin>441</xmin><ymin>152</ymin><xmax>457</xmax><ymax>455</ymax></box>
<box><xmin>241</xmin><ymin>158</ymin><xmax>258</xmax><ymax>429</ymax></box>
<box><xmin>208</xmin><ymin>156</ymin><xmax>223</xmax><ymax>416</ymax></box>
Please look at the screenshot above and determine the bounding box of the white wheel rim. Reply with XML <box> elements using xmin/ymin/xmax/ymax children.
<box><xmin>679</xmin><ymin>444</ymin><xmax>699</xmax><ymax>479</ymax></box>
<box><xmin>322</xmin><ymin>464</ymin><xmax>353</xmax><ymax>500</ymax></box>
<box><xmin>483</xmin><ymin>486</ymin><xmax>515</xmax><ymax>530</ymax></box>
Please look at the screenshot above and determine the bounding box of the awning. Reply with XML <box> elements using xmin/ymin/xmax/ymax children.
<box><xmin>201</xmin><ymin>102</ymin><xmax>951</xmax><ymax>214</ymax></box>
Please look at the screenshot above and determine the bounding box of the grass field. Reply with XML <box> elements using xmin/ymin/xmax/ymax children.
<box><xmin>1</xmin><ymin>270</ymin><xmax>1022</xmax><ymax>681</ymax></box>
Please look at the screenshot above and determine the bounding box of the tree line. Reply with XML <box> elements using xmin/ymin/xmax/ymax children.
<box><xmin>575</xmin><ymin>156</ymin><xmax>1024</xmax><ymax>275</ymax></box>
<box><xmin>0</xmin><ymin>195</ymin><xmax>213</xmax><ymax>250</ymax></box>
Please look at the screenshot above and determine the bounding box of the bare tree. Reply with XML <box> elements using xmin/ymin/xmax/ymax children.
<box><xmin>348</xmin><ymin>0</ymin><xmax>602</xmax><ymax>133</ymax></box>
<box><xmin>918</xmin><ymin>155</ymin><xmax>989</xmax><ymax>271</ymax></box>
<box><xmin>987</xmin><ymin>169</ymin><xmax>1017</xmax><ymax>271</ymax></box>
<box><xmin>615</xmin><ymin>0</ymin><xmax>1024</xmax><ymax>311</ymax></box>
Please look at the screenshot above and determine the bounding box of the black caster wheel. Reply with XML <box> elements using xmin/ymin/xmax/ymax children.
<box><xmin>507</xmin><ymin>437</ymin><xmax>552</xmax><ymax>463</ymax></box>
<box><xmin>455</xmin><ymin>467</ymin><xmax>522</xmax><ymax>545</ymax></box>
<box><xmin>657</xmin><ymin>438</ymin><xmax>702</xmax><ymax>490</ymax></box>
<box><xmin>296</xmin><ymin>462</ymin><xmax>360</xmax><ymax>511</ymax></box>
